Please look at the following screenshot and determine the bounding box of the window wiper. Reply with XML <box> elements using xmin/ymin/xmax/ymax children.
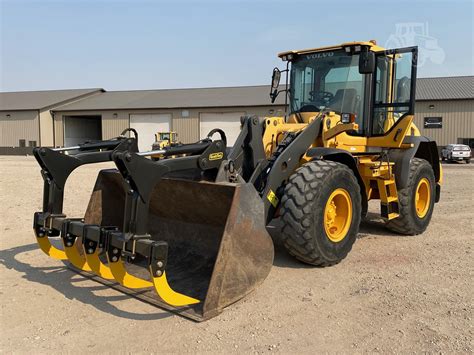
<box><xmin>289</xmin><ymin>94</ymin><xmax>304</xmax><ymax>123</ymax></box>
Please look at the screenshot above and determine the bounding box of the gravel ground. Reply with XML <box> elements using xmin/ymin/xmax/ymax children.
<box><xmin>0</xmin><ymin>156</ymin><xmax>472</xmax><ymax>354</ymax></box>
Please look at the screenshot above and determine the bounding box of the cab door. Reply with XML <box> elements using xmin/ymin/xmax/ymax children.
<box><xmin>367</xmin><ymin>46</ymin><xmax>418</xmax><ymax>147</ymax></box>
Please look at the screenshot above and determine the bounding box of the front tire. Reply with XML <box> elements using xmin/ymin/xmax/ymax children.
<box><xmin>386</xmin><ymin>158</ymin><xmax>436</xmax><ymax>235</ymax></box>
<box><xmin>280</xmin><ymin>160</ymin><xmax>361</xmax><ymax>266</ymax></box>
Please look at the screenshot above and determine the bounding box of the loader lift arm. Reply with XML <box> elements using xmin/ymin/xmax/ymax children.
<box><xmin>222</xmin><ymin>115</ymin><xmax>322</xmax><ymax>224</ymax></box>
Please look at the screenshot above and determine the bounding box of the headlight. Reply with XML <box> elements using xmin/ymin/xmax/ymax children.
<box><xmin>341</xmin><ymin>113</ymin><xmax>356</xmax><ymax>124</ymax></box>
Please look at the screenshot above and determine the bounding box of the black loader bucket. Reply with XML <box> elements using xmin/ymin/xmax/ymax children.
<box><xmin>77</xmin><ymin>169</ymin><xmax>274</xmax><ymax>321</ymax></box>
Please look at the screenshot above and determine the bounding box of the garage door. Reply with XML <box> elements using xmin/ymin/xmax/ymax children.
<box><xmin>130</xmin><ymin>114</ymin><xmax>171</xmax><ymax>152</ymax></box>
<box><xmin>200</xmin><ymin>112</ymin><xmax>245</xmax><ymax>147</ymax></box>
<box><xmin>64</xmin><ymin>116</ymin><xmax>101</xmax><ymax>147</ymax></box>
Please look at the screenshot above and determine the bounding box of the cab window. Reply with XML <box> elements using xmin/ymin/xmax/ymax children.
<box><xmin>290</xmin><ymin>50</ymin><xmax>366</xmax><ymax>134</ymax></box>
<box><xmin>372</xmin><ymin>50</ymin><xmax>414</xmax><ymax>135</ymax></box>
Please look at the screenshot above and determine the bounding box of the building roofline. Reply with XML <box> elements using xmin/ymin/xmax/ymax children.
<box><xmin>101</xmin><ymin>84</ymin><xmax>270</xmax><ymax>94</ymax></box>
<box><xmin>52</xmin><ymin>103</ymin><xmax>285</xmax><ymax>113</ymax></box>
<box><xmin>0</xmin><ymin>88</ymin><xmax>105</xmax><ymax>111</ymax></box>
<box><xmin>0</xmin><ymin>87</ymin><xmax>103</xmax><ymax>94</ymax></box>
<box><xmin>40</xmin><ymin>89</ymin><xmax>105</xmax><ymax>111</ymax></box>
<box><xmin>3</xmin><ymin>76</ymin><xmax>472</xmax><ymax>112</ymax></box>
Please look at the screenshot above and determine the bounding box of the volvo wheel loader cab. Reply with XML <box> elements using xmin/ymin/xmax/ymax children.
<box><xmin>31</xmin><ymin>41</ymin><xmax>441</xmax><ymax>321</ymax></box>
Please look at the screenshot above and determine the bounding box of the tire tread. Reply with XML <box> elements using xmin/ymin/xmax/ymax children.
<box><xmin>280</xmin><ymin>160</ymin><xmax>361</xmax><ymax>266</ymax></box>
<box><xmin>386</xmin><ymin>158</ymin><xmax>435</xmax><ymax>235</ymax></box>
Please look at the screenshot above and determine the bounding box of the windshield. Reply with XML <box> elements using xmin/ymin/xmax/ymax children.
<box><xmin>289</xmin><ymin>50</ymin><xmax>366</xmax><ymax>132</ymax></box>
<box><xmin>454</xmin><ymin>146</ymin><xmax>470</xmax><ymax>151</ymax></box>
<box><xmin>160</xmin><ymin>133</ymin><xmax>170</xmax><ymax>140</ymax></box>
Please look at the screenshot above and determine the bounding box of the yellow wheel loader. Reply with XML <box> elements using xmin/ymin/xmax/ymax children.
<box><xmin>32</xmin><ymin>41</ymin><xmax>442</xmax><ymax>321</ymax></box>
<box><xmin>150</xmin><ymin>131</ymin><xmax>179</xmax><ymax>159</ymax></box>
<box><xmin>152</xmin><ymin>131</ymin><xmax>179</xmax><ymax>150</ymax></box>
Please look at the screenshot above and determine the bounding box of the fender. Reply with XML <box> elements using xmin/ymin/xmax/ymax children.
<box><xmin>306</xmin><ymin>147</ymin><xmax>368</xmax><ymax>217</ymax></box>
<box><xmin>414</xmin><ymin>140</ymin><xmax>441</xmax><ymax>182</ymax></box>
<box><xmin>415</xmin><ymin>140</ymin><xmax>442</xmax><ymax>203</ymax></box>
<box><xmin>388</xmin><ymin>136</ymin><xmax>441</xmax><ymax>199</ymax></box>
<box><xmin>388</xmin><ymin>136</ymin><xmax>441</xmax><ymax>202</ymax></box>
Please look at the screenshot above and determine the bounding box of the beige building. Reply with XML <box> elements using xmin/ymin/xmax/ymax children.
<box><xmin>49</xmin><ymin>86</ymin><xmax>286</xmax><ymax>151</ymax></box>
<box><xmin>412</xmin><ymin>76</ymin><xmax>473</xmax><ymax>147</ymax></box>
<box><xmin>1</xmin><ymin>76</ymin><xmax>472</xmax><ymax>154</ymax></box>
<box><xmin>0</xmin><ymin>88</ymin><xmax>103</xmax><ymax>154</ymax></box>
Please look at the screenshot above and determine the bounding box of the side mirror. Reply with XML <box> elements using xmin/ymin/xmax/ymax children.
<box><xmin>359</xmin><ymin>50</ymin><xmax>375</xmax><ymax>74</ymax></box>
<box><xmin>271</xmin><ymin>67</ymin><xmax>281</xmax><ymax>88</ymax></box>
<box><xmin>270</xmin><ymin>67</ymin><xmax>281</xmax><ymax>103</ymax></box>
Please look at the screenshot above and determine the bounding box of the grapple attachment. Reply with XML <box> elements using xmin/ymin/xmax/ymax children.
<box><xmin>79</xmin><ymin>170</ymin><xmax>274</xmax><ymax>320</ymax></box>
<box><xmin>32</xmin><ymin>131</ymin><xmax>274</xmax><ymax>320</ymax></box>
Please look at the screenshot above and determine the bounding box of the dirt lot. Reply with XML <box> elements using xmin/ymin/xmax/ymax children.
<box><xmin>0</xmin><ymin>156</ymin><xmax>472</xmax><ymax>354</ymax></box>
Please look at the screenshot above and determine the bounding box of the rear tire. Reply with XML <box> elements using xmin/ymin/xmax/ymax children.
<box><xmin>386</xmin><ymin>158</ymin><xmax>435</xmax><ymax>235</ymax></box>
<box><xmin>280</xmin><ymin>160</ymin><xmax>361</xmax><ymax>266</ymax></box>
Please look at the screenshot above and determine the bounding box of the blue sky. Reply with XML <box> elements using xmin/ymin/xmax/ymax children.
<box><xmin>0</xmin><ymin>0</ymin><xmax>472</xmax><ymax>92</ymax></box>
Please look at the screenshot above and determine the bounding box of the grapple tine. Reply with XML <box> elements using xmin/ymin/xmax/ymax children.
<box><xmin>35</xmin><ymin>235</ymin><xmax>68</xmax><ymax>260</ymax></box>
<box><xmin>149</xmin><ymin>270</ymin><xmax>200</xmax><ymax>307</ymax></box>
<box><xmin>83</xmin><ymin>251</ymin><xmax>114</xmax><ymax>280</ymax></box>
<box><xmin>60</xmin><ymin>220</ymin><xmax>92</xmax><ymax>272</ymax></box>
<box><xmin>81</xmin><ymin>225</ymin><xmax>116</xmax><ymax>280</ymax></box>
<box><xmin>61</xmin><ymin>240</ymin><xmax>92</xmax><ymax>272</ymax></box>
<box><xmin>106</xmin><ymin>254</ymin><xmax>153</xmax><ymax>289</ymax></box>
<box><xmin>33</xmin><ymin>213</ymin><xmax>68</xmax><ymax>260</ymax></box>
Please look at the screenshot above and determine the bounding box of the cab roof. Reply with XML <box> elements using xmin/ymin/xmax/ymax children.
<box><xmin>278</xmin><ymin>41</ymin><xmax>386</xmax><ymax>58</ymax></box>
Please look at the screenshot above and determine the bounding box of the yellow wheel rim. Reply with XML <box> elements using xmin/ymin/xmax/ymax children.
<box><xmin>415</xmin><ymin>178</ymin><xmax>431</xmax><ymax>218</ymax></box>
<box><xmin>324</xmin><ymin>188</ymin><xmax>352</xmax><ymax>243</ymax></box>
